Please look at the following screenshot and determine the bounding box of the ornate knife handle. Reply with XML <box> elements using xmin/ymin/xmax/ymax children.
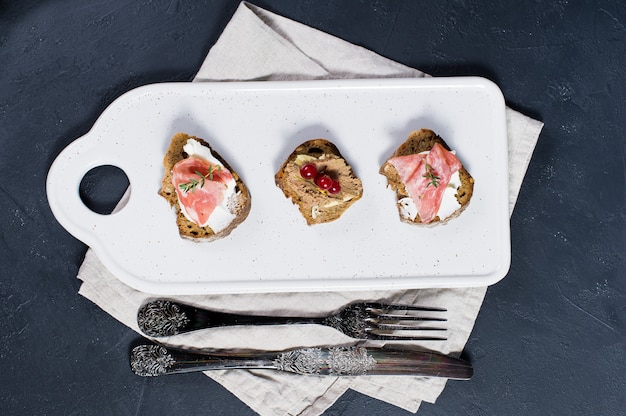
<box><xmin>131</xmin><ymin>345</ymin><xmax>375</xmax><ymax>376</ymax></box>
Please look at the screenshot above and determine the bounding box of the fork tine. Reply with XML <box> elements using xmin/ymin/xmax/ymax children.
<box><xmin>364</xmin><ymin>329</ymin><xmax>448</xmax><ymax>341</ymax></box>
<box><xmin>370</xmin><ymin>313</ymin><xmax>447</xmax><ymax>321</ymax></box>
<box><xmin>364</xmin><ymin>303</ymin><xmax>447</xmax><ymax>312</ymax></box>
<box><xmin>370</xmin><ymin>322</ymin><xmax>447</xmax><ymax>331</ymax></box>
<box><xmin>374</xmin><ymin>336</ymin><xmax>448</xmax><ymax>341</ymax></box>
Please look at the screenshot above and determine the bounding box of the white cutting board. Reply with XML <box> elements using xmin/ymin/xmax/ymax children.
<box><xmin>46</xmin><ymin>77</ymin><xmax>510</xmax><ymax>294</ymax></box>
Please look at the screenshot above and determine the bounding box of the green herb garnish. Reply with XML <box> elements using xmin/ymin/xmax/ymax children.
<box><xmin>422</xmin><ymin>162</ymin><xmax>441</xmax><ymax>188</ymax></box>
<box><xmin>178</xmin><ymin>165</ymin><xmax>222</xmax><ymax>193</ymax></box>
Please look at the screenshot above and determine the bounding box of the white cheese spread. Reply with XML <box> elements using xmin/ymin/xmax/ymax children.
<box><xmin>399</xmin><ymin>171</ymin><xmax>462</xmax><ymax>221</ymax></box>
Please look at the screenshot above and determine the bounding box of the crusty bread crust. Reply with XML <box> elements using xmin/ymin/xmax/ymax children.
<box><xmin>275</xmin><ymin>139</ymin><xmax>363</xmax><ymax>225</ymax></box>
<box><xmin>158</xmin><ymin>133</ymin><xmax>251</xmax><ymax>241</ymax></box>
<box><xmin>379</xmin><ymin>129</ymin><xmax>474</xmax><ymax>225</ymax></box>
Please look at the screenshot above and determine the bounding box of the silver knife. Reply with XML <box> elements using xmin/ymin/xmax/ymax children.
<box><xmin>130</xmin><ymin>344</ymin><xmax>472</xmax><ymax>379</ymax></box>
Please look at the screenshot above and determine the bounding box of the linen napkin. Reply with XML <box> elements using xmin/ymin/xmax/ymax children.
<box><xmin>77</xmin><ymin>2</ymin><xmax>543</xmax><ymax>415</ymax></box>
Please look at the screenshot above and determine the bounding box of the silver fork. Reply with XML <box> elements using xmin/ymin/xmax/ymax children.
<box><xmin>137</xmin><ymin>299</ymin><xmax>447</xmax><ymax>341</ymax></box>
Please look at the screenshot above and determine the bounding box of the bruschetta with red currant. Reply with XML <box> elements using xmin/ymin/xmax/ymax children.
<box><xmin>275</xmin><ymin>139</ymin><xmax>363</xmax><ymax>225</ymax></box>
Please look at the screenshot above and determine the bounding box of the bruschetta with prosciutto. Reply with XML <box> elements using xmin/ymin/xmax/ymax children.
<box><xmin>379</xmin><ymin>129</ymin><xmax>474</xmax><ymax>225</ymax></box>
<box><xmin>159</xmin><ymin>133</ymin><xmax>251</xmax><ymax>241</ymax></box>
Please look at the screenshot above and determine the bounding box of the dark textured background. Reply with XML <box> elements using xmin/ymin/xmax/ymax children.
<box><xmin>1</xmin><ymin>1</ymin><xmax>625</xmax><ymax>415</ymax></box>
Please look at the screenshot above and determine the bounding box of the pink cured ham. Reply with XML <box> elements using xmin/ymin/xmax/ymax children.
<box><xmin>172</xmin><ymin>156</ymin><xmax>233</xmax><ymax>227</ymax></box>
<box><xmin>389</xmin><ymin>143</ymin><xmax>462</xmax><ymax>223</ymax></box>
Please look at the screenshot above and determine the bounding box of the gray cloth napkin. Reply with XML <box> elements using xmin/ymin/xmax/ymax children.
<box><xmin>77</xmin><ymin>2</ymin><xmax>543</xmax><ymax>415</ymax></box>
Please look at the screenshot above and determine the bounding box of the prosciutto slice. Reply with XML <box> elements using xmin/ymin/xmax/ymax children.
<box><xmin>389</xmin><ymin>143</ymin><xmax>462</xmax><ymax>223</ymax></box>
<box><xmin>172</xmin><ymin>156</ymin><xmax>233</xmax><ymax>226</ymax></box>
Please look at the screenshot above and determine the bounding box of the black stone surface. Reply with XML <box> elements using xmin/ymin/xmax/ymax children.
<box><xmin>1</xmin><ymin>1</ymin><xmax>624</xmax><ymax>415</ymax></box>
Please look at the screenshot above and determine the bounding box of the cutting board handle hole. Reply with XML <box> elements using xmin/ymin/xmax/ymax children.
<box><xmin>79</xmin><ymin>165</ymin><xmax>130</xmax><ymax>215</ymax></box>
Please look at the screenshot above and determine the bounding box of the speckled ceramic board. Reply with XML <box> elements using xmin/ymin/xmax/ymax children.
<box><xmin>47</xmin><ymin>77</ymin><xmax>509</xmax><ymax>294</ymax></box>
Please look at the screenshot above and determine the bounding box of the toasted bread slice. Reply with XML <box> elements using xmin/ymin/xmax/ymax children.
<box><xmin>379</xmin><ymin>129</ymin><xmax>474</xmax><ymax>225</ymax></box>
<box><xmin>275</xmin><ymin>139</ymin><xmax>363</xmax><ymax>225</ymax></box>
<box><xmin>159</xmin><ymin>133</ymin><xmax>251</xmax><ymax>241</ymax></box>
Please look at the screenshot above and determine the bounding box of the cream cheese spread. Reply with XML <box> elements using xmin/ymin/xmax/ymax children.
<box><xmin>398</xmin><ymin>166</ymin><xmax>462</xmax><ymax>222</ymax></box>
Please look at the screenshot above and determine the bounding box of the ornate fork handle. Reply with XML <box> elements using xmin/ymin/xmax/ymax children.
<box><xmin>137</xmin><ymin>300</ymin><xmax>327</xmax><ymax>337</ymax></box>
<box><xmin>130</xmin><ymin>344</ymin><xmax>473</xmax><ymax>379</ymax></box>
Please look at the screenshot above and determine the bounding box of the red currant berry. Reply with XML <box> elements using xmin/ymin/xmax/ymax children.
<box><xmin>314</xmin><ymin>174</ymin><xmax>333</xmax><ymax>190</ymax></box>
<box><xmin>299</xmin><ymin>163</ymin><xmax>317</xmax><ymax>179</ymax></box>
<box><xmin>328</xmin><ymin>180</ymin><xmax>341</xmax><ymax>194</ymax></box>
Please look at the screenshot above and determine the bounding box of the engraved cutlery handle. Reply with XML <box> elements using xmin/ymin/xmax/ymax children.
<box><xmin>130</xmin><ymin>344</ymin><xmax>473</xmax><ymax>379</ymax></box>
<box><xmin>137</xmin><ymin>300</ymin><xmax>323</xmax><ymax>337</ymax></box>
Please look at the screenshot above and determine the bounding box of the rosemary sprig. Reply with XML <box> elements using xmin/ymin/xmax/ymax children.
<box><xmin>422</xmin><ymin>162</ymin><xmax>441</xmax><ymax>188</ymax></box>
<box><xmin>178</xmin><ymin>165</ymin><xmax>222</xmax><ymax>193</ymax></box>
